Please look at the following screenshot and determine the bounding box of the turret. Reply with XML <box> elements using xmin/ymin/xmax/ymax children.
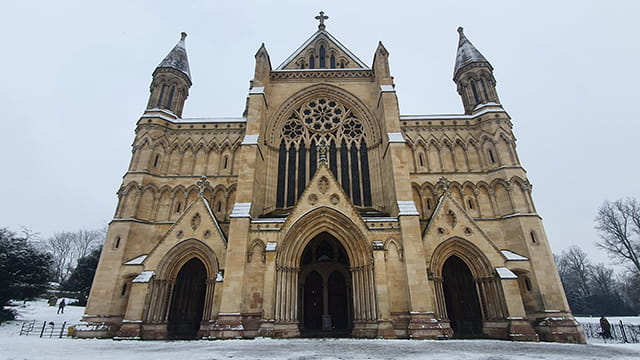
<box><xmin>453</xmin><ymin>27</ymin><xmax>500</xmax><ymax>114</ymax></box>
<box><xmin>146</xmin><ymin>32</ymin><xmax>192</xmax><ymax>117</ymax></box>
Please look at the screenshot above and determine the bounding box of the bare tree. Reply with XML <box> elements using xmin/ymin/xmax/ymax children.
<box><xmin>595</xmin><ymin>198</ymin><xmax>640</xmax><ymax>273</ymax></box>
<box><xmin>42</xmin><ymin>228</ymin><xmax>104</xmax><ymax>283</ymax></box>
<box><xmin>557</xmin><ymin>246</ymin><xmax>592</xmax><ymax>298</ymax></box>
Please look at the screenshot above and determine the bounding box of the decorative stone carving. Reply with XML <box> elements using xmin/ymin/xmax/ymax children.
<box><xmin>191</xmin><ymin>213</ymin><xmax>201</xmax><ymax>230</ymax></box>
<box><xmin>447</xmin><ymin>209</ymin><xmax>457</xmax><ymax>228</ymax></box>
<box><xmin>318</xmin><ymin>176</ymin><xmax>329</xmax><ymax>194</ymax></box>
<box><xmin>203</xmin><ymin>229</ymin><xmax>211</xmax><ymax>239</ymax></box>
<box><xmin>308</xmin><ymin>193</ymin><xmax>318</xmax><ymax>205</ymax></box>
<box><xmin>176</xmin><ymin>230</ymin><xmax>184</xmax><ymax>239</ymax></box>
<box><xmin>330</xmin><ymin>193</ymin><xmax>340</xmax><ymax>205</ymax></box>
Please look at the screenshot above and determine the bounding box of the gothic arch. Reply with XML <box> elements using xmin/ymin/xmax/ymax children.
<box><xmin>278</xmin><ymin>207</ymin><xmax>371</xmax><ymax>267</ymax></box>
<box><xmin>267</xmin><ymin>84</ymin><xmax>380</xmax><ymax>148</ymax></box>
<box><xmin>430</xmin><ymin>237</ymin><xmax>493</xmax><ymax>279</ymax></box>
<box><xmin>156</xmin><ymin>238</ymin><xmax>219</xmax><ymax>280</ymax></box>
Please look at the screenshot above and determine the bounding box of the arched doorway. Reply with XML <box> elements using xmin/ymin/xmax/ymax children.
<box><xmin>442</xmin><ymin>255</ymin><xmax>482</xmax><ymax>337</ymax></box>
<box><xmin>167</xmin><ymin>258</ymin><xmax>207</xmax><ymax>339</ymax></box>
<box><xmin>299</xmin><ymin>233</ymin><xmax>352</xmax><ymax>336</ymax></box>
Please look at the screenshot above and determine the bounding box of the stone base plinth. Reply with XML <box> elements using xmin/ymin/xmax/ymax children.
<box><xmin>352</xmin><ymin>320</ymin><xmax>378</xmax><ymax>338</ymax></box>
<box><xmin>407</xmin><ymin>312</ymin><xmax>452</xmax><ymax>339</ymax></box>
<box><xmin>209</xmin><ymin>313</ymin><xmax>245</xmax><ymax>339</ymax></box>
<box><xmin>272</xmin><ymin>322</ymin><xmax>300</xmax><ymax>338</ymax></box>
<box><xmin>534</xmin><ymin>316</ymin><xmax>586</xmax><ymax>344</ymax></box>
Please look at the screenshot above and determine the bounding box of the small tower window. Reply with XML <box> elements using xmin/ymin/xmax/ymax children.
<box><xmin>524</xmin><ymin>277</ymin><xmax>532</xmax><ymax>292</ymax></box>
<box><xmin>157</xmin><ymin>85</ymin><xmax>167</xmax><ymax>107</ymax></box>
<box><xmin>488</xmin><ymin>149</ymin><xmax>496</xmax><ymax>164</ymax></box>
<box><xmin>319</xmin><ymin>46</ymin><xmax>326</xmax><ymax>68</ymax></box>
<box><xmin>471</xmin><ymin>81</ymin><xmax>480</xmax><ymax>103</ymax></box>
<box><xmin>418</xmin><ymin>153</ymin><xmax>424</xmax><ymax>167</ymax></box>
<box><xmin>426</xmin><ymin>198</ymin><xmax>432</xmax><ymax>210</ymax></box>
<box><xmin>330</xmin><ymin>54</ymin><xmax>336</xmax><ymax>68</ymax></box>
<box><xmin>217</xmin><ymin>201</ymin><xmax>222</xmax><ymax>212</ymax></box>
<box><xmin>530</xmin><ymin>231</ymin><xmax>537</xmax><ymax>244</ymax></box>
<box><xmin>153</xmin><ymin>154</ymin><xmax>160</xmax><ymax>168</ymax></box>
<box><xmin>176</xmin><ymin>202</ymin><xmax>181</xmax><ymax>213</ymax></box>
<box><xmin>114</xmin><ymin>236</ymin><xmax>121</xmax><ymax>249</ymax></box>
<box><xmin>309</xmin><ymin>55</ymin><xmax>315</xmax><ymax>69</ymax></box>
<box><xmin>467</xmin><ymin>199</ymin><xmax>474</xmax><ymax>209</ymax></box>
<box><xmin>223</xmin><ymin>156</ymin><xmax>229</xmax><ymax>169</ymax></box>
<box><xmin>121</xmin><ymin>283</ymin><xmax>127</xmax><ymax>296</ymax></box>
<box><xmin>166</xmin><ymin>86</ymin><xmax>175</xmax><ymax>108</ymax></box>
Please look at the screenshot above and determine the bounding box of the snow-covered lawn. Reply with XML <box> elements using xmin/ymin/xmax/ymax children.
<box><xmin>1</xmin><ymin>300</ymin><xmax>639</xmax><ymax>360</ymax></box>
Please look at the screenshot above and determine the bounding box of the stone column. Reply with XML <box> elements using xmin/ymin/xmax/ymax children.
<box><xmin>373</xmin><ymin>246</ymin><xmax>395</xmax><ymax>338</ymax></box>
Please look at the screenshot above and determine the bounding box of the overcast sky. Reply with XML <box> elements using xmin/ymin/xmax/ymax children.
<box><xmin>1</xmin><ymin>1</ymin><xmax>638</xmax><ymax>267</ymax></box>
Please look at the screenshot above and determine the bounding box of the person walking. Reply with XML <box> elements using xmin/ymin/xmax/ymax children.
<box><xmin>599</xmin><ymin>315</ymin><xmax>611</xmax><ymax>340</ymax></box>
<box><xmin>57</xmin><ymin>299</ymin><xmax>66</xmax><ymax>314</ymax></box>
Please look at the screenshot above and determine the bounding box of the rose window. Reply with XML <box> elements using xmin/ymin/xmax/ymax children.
<box><xmin>301</xmin><ymin>99</ymin><xmax>345</xmax><ymax>133</ymax></box>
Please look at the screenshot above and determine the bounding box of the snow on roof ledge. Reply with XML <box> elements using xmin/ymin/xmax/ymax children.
<box><xmin>496</xmin><ymin>267</ymin><xmax>518</xmax><ymax>279</ymax></box>
<box><xmin>132</xmin><ymin>270</ymin><xmax>155</xmax><ymax>283</ymax></box>
<box><xmin>124</xmin><ymin>254</ymin><xmax>148</xmax><ymax>265</ymax></box>
<box><xmin>501</xmin><ymin>250</ymin><xmax>528</xmax><ymax>261</ymax></box>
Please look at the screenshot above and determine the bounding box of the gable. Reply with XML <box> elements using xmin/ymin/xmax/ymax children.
<box><xmin>276</xmin><ymin>30</ymin><xmax>369</xmax><ymax>70</ymax></box>
<box><xmin>139</xmin><ymin>194</ymin><xmax>228</xmax><ymax>274</ymax></box>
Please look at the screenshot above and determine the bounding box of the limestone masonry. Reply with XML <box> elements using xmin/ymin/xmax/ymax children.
<box><xmin>80</xmin><ymin>13</ymin><xmax>585</xmax><ymax>342</ymax></box>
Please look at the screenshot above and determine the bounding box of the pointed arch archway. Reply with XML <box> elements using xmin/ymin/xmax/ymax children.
<box><xmin>429</xmin><ymin>237</ymin><xmax>508</xmax><ymax>338</ymax></box>
<box><xmin>143</xmin><ymin>239</ymin><xmax>219</xmax><ymax>338</ymax></box>
<box><xmin>275</xmin><ymin>207</ymin><xmax>376</xmax><ymax>337</ymax></box>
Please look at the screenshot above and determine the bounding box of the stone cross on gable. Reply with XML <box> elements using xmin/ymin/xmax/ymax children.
<box><xmin>197</xmin><ymin>176</ymin><xmax>210</xmax><ymax>196</ymax></box>
<box><xmin>437</xmin><ymin>176</ymin><xmax>451</xmax><ymax>193</ymax></box>
<box><xmin>315</xmin><ymin>11</ymin><xmax>329</xmax><ymax>30</ymax></box>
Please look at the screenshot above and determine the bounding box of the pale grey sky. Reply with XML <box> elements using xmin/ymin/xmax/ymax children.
<box><xmin>1</xmin><ymin>1</ymin><xmax>638</xmax><ymax>267</ymax></box>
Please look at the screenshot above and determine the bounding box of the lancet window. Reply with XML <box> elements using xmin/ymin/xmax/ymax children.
<box><xmin>276</xmin><ymin>98</ymin><xmax>372</xmax><ymax>208</ymax></box>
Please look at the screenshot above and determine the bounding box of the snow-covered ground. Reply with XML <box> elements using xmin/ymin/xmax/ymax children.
<box><xmin>1</xmin><ymin>300</ymin><xmax>639</xmax><ymax>360</ymax></box>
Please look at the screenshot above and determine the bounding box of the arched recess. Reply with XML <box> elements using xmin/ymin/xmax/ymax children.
<box><xmin>243</xmin><ymin>240</ymin><xmax>266</xmax><ymax>314</ymax></box>
<box><xmin>429</xmin><ymin>237</ymin><xmax>509</xmax><ymax>334</ymax></box>
<box><xmin>266</xmin><ymin>84</ymin><xmax>382</xmax><ymax>211</ymax></box>
<box><xmin>512</xmin><ymin>269</ymin><xmax>543</xmax><ymax>315</ymax></box>
<box><xmin>143</xmin><ymin>239</ymin><xmax>219</xmax><ymax>333</ymax></box>
<box><xmin>275</xmin><ymin>207</ymin><xmax>376</xmax><ymax>329</ymax></box>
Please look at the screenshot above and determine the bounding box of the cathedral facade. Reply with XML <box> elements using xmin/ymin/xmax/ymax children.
<box><xmin>80</xmin><ymin>15</ymin><xmax>585</xmax><ymax>343</ymax></box>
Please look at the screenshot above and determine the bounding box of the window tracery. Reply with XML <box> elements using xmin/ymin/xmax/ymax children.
<box><xmin>276</xmin><ymin>97</ymin><xmax>371</xmax><ymax>208</ymax></box>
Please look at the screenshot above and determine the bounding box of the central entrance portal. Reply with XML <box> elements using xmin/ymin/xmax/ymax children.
<box><xmin>167</xmin><ymin>258</ymin><xmax>207</xmax><ymax>339</ymax></box>
<box><xmin>442</xmin><ymin>255</ymin><xmax>482</xmax><ymax>337</ymax></box>
<box><xmin>300</xmin><ymin>233</ymin><xmax>352</xmax><ymax>337</ymax></box>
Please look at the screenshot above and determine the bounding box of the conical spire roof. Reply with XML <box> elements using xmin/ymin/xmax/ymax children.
<box><xmin>157</xmin><ymin>32</ymin><xmax>191</xmax><ymax>79</ymax></box>
<box><xmin>454</xmin><ymin>27</ymin><xmax>492</xmax><ymax>78</ymax></box>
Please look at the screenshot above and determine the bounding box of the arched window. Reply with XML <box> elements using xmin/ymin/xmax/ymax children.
<box><xmin>276</xmin><ymin>98</ymin><xmax>370</xmax><ymax>207</ymax></box>
<box><xmin>166</xmin><ymin>86</ymin><xmax>175</xmax><ymax>108</ymax></box>
<box><xmin>153</xmin><ymin>154</ymin><xmax>160</xmax><ymax>168</ymax></box>
<box><xmin>309</xmin><ymin>55</ymin><xmax>315</xmax><ymax>69</ymax></box>
<box><xmin>418</xmin><ymin>153</ymin><xmax>424</xmax><ymax>167</ymax></box>
<box><xmin>157</xmin><ymin>85</ymin><xmax>167</xmax><ymax>107</ymax></box>
<box><xmin>488</xmin><ymin>149</ymin><xmax>496</xmax><ymax>164</ymax></box>
<box><xmin>470</xmin><ymin>81</ymin><xmax>480</xmax><ymax>103</ymax></box>
<box><xmin>330</xmin><ymin>54</ymin><xmax>336</xmax><ymax>68</ymax></box>
<box><xmin>176</xmin><ymin>202</ymin><xmax>181</xmax><ymax>213</ymax></box>
<box><xmin>223</xmin><ymin>156</ymin><xmax>229</xmax><ymax>169</ymax></box>
<box><xmin>319</xmin><ymin>46</ymin><xmax>326</xmax><ymax>68</ymax></box>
